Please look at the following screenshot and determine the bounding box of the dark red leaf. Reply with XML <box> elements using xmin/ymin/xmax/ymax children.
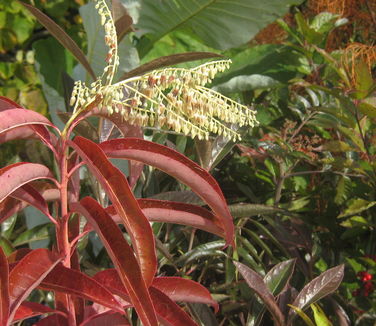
<box><xmin>34</xmin><ymin>314</ymin><xmax>68</xmax><ymax>326</ymax></box>
<box><xmin>20</xmin><ymin>2</ymin><xmax>96</xmax><ymax>80</ymax></box>
<box><xmin>81</xmin><ymin>311</ymin><xmax>131</xmax><ymax>326</ymax></box>
<box><xmin>7</xmin><ymin>248</ymin><xmax>31</xmax><ymax>264</ymax></box>
<box><xmin>8</xmin><ymin>249</ymin><xmax>62</xmax><ymax>321</ymax></box>
<box><xmin>234</xmin><ymin>262</ymin><xmax>285</xmax><ymax>326</ymax></box>
<box><xmin>70</xmin><ymin>198</ymin><xmax>158</xmax><ymax>326</ymax></box>
<box><xmin>120</xmin><ymin>52</ymin><xmax>222</xmax><ymax>80</ymax></box>
<box><xmin>100</xmin><ymin>138</ymin><xmax>234</xmax><ymax>246</ymax></box>
<box><xmin>0</xmin><ymin>163</ymin><xmax>55</xmax><ymax>206</ymax></box>
<box><xmin>152</xmin><ymin>277</ymin><xmax>218</xmax><ymax>312</ymax></box>
<box><xmin>39</xmin><ymin>264</ymin><xmax>123</xmax><ymax>314</ymax></box>
<box><xmin>13</xmin><ymin>301</ymin><xmax>67</xmax><ymax>323</ymax></box>
<box><xmin>70</xmin><ymin>137</ymin><xmax>157</xmax><ymax>285</ymax></box>
<box><xmin>150</xmin><ymin>287</ymin><xmax>198</xmax><ymax>326</ymax></box>
<box><xmin>0</xmin><ymin>96</ymin><xmax>20</xmax><ymax>111</ymax></box>
<box><xmin>0</xmin><ymin>247</ymin><xmax>9</xmax><ymax>326</ymax></box>
<box><xmin>0</xmin><ymin>197</ymin><xmax>26</xmax><ymax>224</ymax></box>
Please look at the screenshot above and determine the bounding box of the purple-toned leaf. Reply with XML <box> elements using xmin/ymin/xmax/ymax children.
<box><xmin>10</xmin><ymin>184</ymin><xmax>52</xmax><ymax>220</ymax></box>
<box><xmin>120</xmin><ymin>52</ymin><xmax>222</xmax><ymax>80</ymax></box>
<box><xmin>150</xmin><ymin>287</ymin><xmax>198</xmax><ymax>326</ymax></box>
<box><xmin>71</xmin><ymin>198</ymin><xmax>158</xmax><ymax>326</ymax></box>
<box><xmin>70</xmin><ymin>137</ymin><xmax>157</xmax><ymax>286</ymax></box>
<box><xmin>152</xmin><ymin>277</ymin><xmax>218</xmax><ymax>312</ymax></box>
<box><xmin>100</xmin><ymin>138</ymin><xmax>234</xmax><ymax>246</ymax></box>
<box><xmin>0</xmin><ymin>247</ymin><xmax>9</xmax><ymax>326</ymax></box>
<box><xmin>8</xmin><ymin>249</ymin><xmax>62</xmax><ymax>321</ymax></box>
<box><xmin>20</xmin><ymin>2</ymin><xmax>96</xmax><ymax>80</ymax></box>
<box><xmin>264</xmin><ymin>259</ymin><xmax>296</xmax><ymax>296</ymax></box>
<box><xmin>39</xmin><ymin>264</ymin><xmax>123</xmax><ymax>314</ymax></box>
<box><xmin>0</xmin><ymin>163</ymin><xmax>55</xmax><ymax>204</ymax></box>
<box><xmin>81</xmin><ymin>312</ymin><xmax>131</xmax><ymax>326</ymax></box>
<box><xmin>13</xmin><ymin>301</ymin><xmax>67</xmax><ymax>323</ymax></box>
<box><xmin>234</xmin><ymin>262</ymin><xmax>285</xmax><ymax>326</ymax></box>
<box><xmin>105</xmin><ymin>199</ymin><xmax>224</xmax><ymax>238</ymax></box>
<box><xmin>288</xmin><ymin>265</ymin><xmax>344</xmax><ymax>324</ymax></box>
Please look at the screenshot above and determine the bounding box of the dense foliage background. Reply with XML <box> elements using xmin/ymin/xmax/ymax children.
<box><xmin>1</xmin><ymin>0</ymin><xmax>375</xmax><ymax>325</ymax></box>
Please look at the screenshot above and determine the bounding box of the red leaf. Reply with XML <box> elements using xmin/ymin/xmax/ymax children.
<box><xmin>0</xmin><ymin>96</ymin><xmax>20</xmax><ymax>111</ymax></box>
<box><xmin>10</xmin><ymin>184</ymin><xmax>53</xmax><ymax>221</ymax></box>
<box><xmin>34</xmin><ymin>314</ymin><xmax>68</xmax><ymax>326</ymax></box>
<box><xmin>0</xmin><ymin>197</ymin><xmax>26</xmax><ymax>225</ymax></box>
<box><xmin>71</xmin><ymin>198</ymin><xmax>158</xmax><ymax>326</ymax></box>
<box><xmin>0</xmin><ymin>247</ymin><xmax>9</xmax><ymax>326</ymax></box>
<box><xmin>13</xmin><ymin>301</ymin><xmax>67</xmax><ymax>323</ymax></box>
<box><xmin>81</xmin><ymin>312</ymin><xmax>131</xmax><ymax>326</ymax></box>
<box><xmin>150</xmin><ymin>287</ymin><xmax>198</xmax><ymax>326</ymax></box>
<box><xmin>39</xmin><ymin>264</ymin><xmax>124</xmax><ymax>314</ymax></box>
<box><xmin>70</xmin><ymin>137</ymin><xmax>157</xmax><ymax>285</ymax></box>
<box><xmin>152</xmin><ymin>277</ymin><xmax>218</xmax><ymax>312</ymax></box>
<box><xmin>0</xmin><ymin>163</ymin><xmax>55</xmax><ymax>203</ymax></box>
<box><xmin>105</xmin><ymin>199</ymin><xmax>224</xmax><ymax>238</ymax></box>
<box><xmin>8</xmin><ymin>249</ymin><xmax>62</xmax><ymax>321</ymax></box>
<box><xmin>100</xmin><ymin>138</ymin><xmax>235</xmax><ymax>246</ymax></box>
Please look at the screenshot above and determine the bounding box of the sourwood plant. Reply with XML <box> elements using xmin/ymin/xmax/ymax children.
<box><xmin>0</xmin><ymin>1</ymin><xmax>258</xmax><ymax>325</ymax></box>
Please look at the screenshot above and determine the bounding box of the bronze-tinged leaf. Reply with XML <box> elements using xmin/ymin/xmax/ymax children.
<box><xmin>287</xmin><ymin>265</ymin><xmax>345</xmax><ymax>325</ymax></box>
<box><xmin>20</xmin><ymin>2</ymin><xmax>96</xmax><ymax>80</ymax></box>
<box><xmin>234</xmin><ymin>262</ymin><xmax>285</xmax><ymax>326</ymax></box>
<box><xmin>120</xmin><ymin>52</ymin><xmax>222</xmax><ymax>80</ymax></box>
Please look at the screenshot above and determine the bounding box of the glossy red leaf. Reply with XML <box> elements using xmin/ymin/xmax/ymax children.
<box><xmin>35</xmin><ymin>314</ymin><xmax>68</xmax><ymax>326</ymax></box>
<box><xmin>0</xmin><ymin>163</ymin><xmax>55</xmax><ymax>203</ymax></box>
<box><xmin>8</xmin><ymin>249</ymin><xmax>62</xmax><ymax>321</ymax></box>
<box><xmin>81</xmin><ymin>312</ymin><xmax>131</xmax><ymax>326</ymax></box>
<box><xmin>0</xmin><ymin>247</ymin><xmax>9</xmax><ymax>326</ymax></box>
<box><xmin>0</xmin><ymin>197</ymin><xmax>26</xmax><ymax>225</ymax></box>
<box><xmin>100</xmin><ymin>138</ymin><xmax>234</xmax><ymax>246</ymax></box>
<box><xmin>10</xmin><ymin>184</ymin><xmax>53</xmax><ymax>221</ymax></box>
<box><xmin>70</xmin><ymin>137</ymin><xmax>157</xmax><ymax>285</ymax></box>
<box><xmin>152</xmin><ymin>277</ymin><xmax>218</xmax><ymax>312</ymax></box>
<box><xmin>0</xmin><ymin>96</ymin><xmax>20</xmax><ymax>111</ymax></box>
<box><xmin>20</xmin><ymin>2</ymin><xmax>96</xmax><ymax>80</ymax></box>
<box><xmin>13</xmin><ymin>301</ymin><xmax>67</xmax><ymax>323</ymax></box>
<box><xmin>39</xmin><ymin>264</ymin><xmax>123</xmax><ymax>314</ymax></box>
<box><xmin>71</xmin><ymin>198</ymin><xmax>158</xmax><ymax>326</ymax></box>
<box><xmin>7</xmin><ymin>248</ymin><xmax>31</xmax><ymax>264</ymax></box>
<box><xmin>234</xmin><ymin>261</ymin><xmax>285</xmax><ymax>326</ymax></box>
<box><xmin>150</xmin><ymin>287</ymin><xmax>198</xmax><ymax>326</ymax></box>
<box><xmin>104</xmin><ymin>199</ymin><xmax>224</xmax><ymax>238</ymax></box>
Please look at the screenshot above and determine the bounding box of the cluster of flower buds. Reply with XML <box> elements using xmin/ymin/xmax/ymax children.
<box><xmin>69</xmin><ymin>0</ymin><xmax>258</xmax><ymax>141</ymax></box>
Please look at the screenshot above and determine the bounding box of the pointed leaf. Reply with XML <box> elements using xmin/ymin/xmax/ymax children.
<box><xmin>288</xmin><ymin>265</ymin><xmax>344</xmax><ymax>323</ymax></box>
<box><xmin>20</xmin><ymin>2</ymin><xmax>96</xmax><ymax>80</ymax></box>
<box><xmin>34</xmin><ymin>314</ymin><xmax>68</xmax><ymax>326</ymax></box>
<box><xmin>70</xmin><ymin>137</ymin><xmax>156</xmax><ymax>285</ymax></box>
<box><xmin>234</xmin><ymin>262</ymin><xmax>285</xmax><ymax>326</ymax></box>
<box><xmin>0</xmin><ymin>247</ymin><xmax>9</xmax><ymax>326</ymax></box>
<box><xmin>150</xmin><ymin>287</ymin><xmax>198</xmax><ymax>326</ymax></box>
<box><xmin>71</xmin><ymin>198</ymin><xmax>158</xmax><ymax>326</ymax></box>
<box><xmin>0</xmin><ymin>97</ymin><xmax>20</xmax><ymax>111</ymax></box>
<box><xmin>39</xmin><ymin>264</ymin><xmax>123</xmax><ymax>313</ymax></box>
<box><xmin>8</xmin><ymin>249</ymin><xmax>62</xmax><ymax>320</ymax></box>
<box><xmin>100</xmin><ymin>138</ymin><xmax>234</xmax><ymax>246</ymax></box>
<box><xmin>264</xmin><ymin>259</ymin><xmax>296</xmax><ymax>296</ymax></box>
<box><xmin>152</xmin><ymin>277</ymin><xmax>218</xmax><ymax>312</ymax></box>
<box><xmin>81</xmin><ymin>312</ymin><xmax>130</xmax><ymax>326</ymax></box>
<box><xmin>121</xmin><ymin>52</ymin><xmax>222</xmax><ymax>80</ymax></box>
<box><xmin>0</xmin><ymin>163</ymin><xmax>54</xmax><ymax>203</ymax></box>
<box><xmin>288</xmin><ymin>305</ymin><xmax>316</xmax><ymax>326</ymax></box>
<box><xmin>311</xmin><ymin>303</ymin><xmax>333</xmax><ymax>326</ymax></box>
<box><xmin>13</xmin><ymin>301</ymin><xmax>67</xmax><ymax>323</ymax></box>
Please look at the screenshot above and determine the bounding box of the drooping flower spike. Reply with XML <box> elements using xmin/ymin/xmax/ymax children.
<box><xmin>69</xmin><ymin>0</ymin><xmax>258</xmax><ymax>141</ymax></box>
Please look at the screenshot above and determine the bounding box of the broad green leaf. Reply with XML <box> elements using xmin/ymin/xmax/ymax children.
<box><xmin>295</xmin><ymin>12</ymin><xmax>322</xmax><ymax>45</ymax></box>
<box><xmin>353</xmin><ymin>60</ymin><xmax>375</xmax><ymax>99</ymax></box>
<box><xmin>137</xmin><ymin>0</ymin><xmax>304</xmax><ymax>55</ymax></box>
<box><xmin>337</xmin><ymin>198</ymin><xmax>376</xmax><ymax>218</ymax></box>
<box><xmin>358</xmin><ymin>101</ymin><xmax>376</xmax><ymax>118</ymax></box>
<box><xmin>340</xmin><ymin>216</ymin><xmax>369</xmax><ymax>228</ymax></box>
<box><xmin>311</xmin><ymin>303</ymin><xmax>333</xmax><ymax>326</ymax></box>
<box><xmin>310</xmin><ymin>12</ymin><xmax>340</xmax><ymax>34</ymax></box>
<box><xmin>12</xmin><ymin>223</ymin><xmax>50</xmax><ymax>247</ymax></box>
<box><xmin>264</xmin><ymin>259</ymin><xmax>296</xmax><ymax>296</ymax></box>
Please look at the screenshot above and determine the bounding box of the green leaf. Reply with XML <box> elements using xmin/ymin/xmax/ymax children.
<box><xmin>264</xmin><ymin>259</ymin><xmax>296</xmax><ymax>296</ymax></box>
<box><xmin>340</xmin><ymin>215</ymin><xmax>369</xmax><ymax>228</ymax></box>
<box><xmin>288</xmin><ymin>305</ymin><xmax>316</xmax><ymax>326</ymax></box>
<box><xmin>321</xmin><ymin>141</ymin><xmax>352</xmax><ymax>152</ymax></box>
<box><xmin>337</xmin><ymin>198</ymin><xmax>376</xmax><ymax>218</ymax></box>
<box><xmin>137</xmin><ymin>0</ymin><xmax>304</xmax><ymax>56</ymax></box>
<box><xmin>310</xmin><ymin>12</ymin><xmax>340</xmax><ymax>34</ymax></box>
<box><xmin>311</xmin><ymin>303</ymin><xmax>333</xmax><ymax>326</ymax></box>
<box><xmin>358</xmin><ymin>101</ymin><xmax>376</xmax><ymax>118</ymax></box>
<box><xmin>13</xmin><ymin>223</ymin><xmax>50</xmax><ymax>247</ymax></box>
<box><xmin>353</xmin><ymin>60</ymin><xmax>375</xmax><ymax>99</ymax></box>
<box><xmin>229</xmin><ymin>204</ymin><xmax>283</xmax><ymax>218</ymax></box>
<box><xmin>295</xmin><ymin>12</ymin><xmax>322</xmax><ymax>45</ymax></box>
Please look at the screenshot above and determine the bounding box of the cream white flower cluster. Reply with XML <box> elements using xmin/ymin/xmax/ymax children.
<box><xmin>69</xmin><ymin>0</ymin><xmax>258</xmax><ymax>141</ymax></box>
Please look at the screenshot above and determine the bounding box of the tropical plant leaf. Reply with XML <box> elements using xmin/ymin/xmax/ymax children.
<box><xmin>311</xmin><ymin>303</ymin><xmax>333</xmax><ymax>326</ymax></box>
<box><xmin>70</xmin><ymin>137</ymin><xmax>157</xmax><ymax>286</ymax></box>
<box><xmin>71</xmin><ymin>198</ymin><xmax>158</xmax><ymax>326</ymax></box>
<box><xmin>234</xmin><ymin>262</ymin><xmax>285</xmax><ymax>326</ymax></box>
<box><xmin>8</xmin><ymin>249</ymin><xmax>62</xmax><ymax>321</ymax></box>
<box><xmin>81</xmin><ymin>312</ymin><xmax>131</xmax><ymax>326</ymax></box>
<box><xmin>34</xmin><ymin>314</ymin><xmax>68</xmax><ymax>326</ymax></box>
<box><xmin>0</xmin><ymin>247</ymin><xmax>9</xmax><ymax>326</ymax></box>
<box><xmin>20</xmin><ymin>2</ymin><xmax>96</xmax><ymax>80</ymax></box>
<box><xmin>213</xmin><ymin>74</ymin><xmax>280</xmax><ymax>93</ymax></box>
<box><xmin>288</xmin><ymin>265</ymin><xmax>344</xmax><ymax>324</ymax></box>
<box><xmin>288</xmin><ymin>305</ymin><xmax>316</xmax><ymax>326</ymax></box>
<box><xmin>137</xmin><ymin>0</ymin><xmax>304</xmax><ymax>55</ymax></box>
<box><xmin>176</xmin><ymin>241</ymin><xmax>227</xmax><ymax>266</ymax></box>
<box><xmin>264</xmin><ymin>259</ymin><xmax>296</xmax><ymax>296</ymax></box>
<box><xmin>120</xmin><ymin>52</ymin><xmax>222</xmax><ymax>80</ymax></box>
<box><xmin>229</xmin><ymin>203</ymin><xmax>283</xmax><ymax>218</ymax></box>
<box><xmin>100</xmin><ymin>138</ymin><xmax>235</xmax><ymax>246</ymax></box>
<box><xmin>13</xmin><ymin>301</ymin><xmax>67</xmax><ymax>323</ymax></box>
<box><xmin>0</xmin><ymin>163</ymin><xmax>54</xmax><ymax>203</ymax></box>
